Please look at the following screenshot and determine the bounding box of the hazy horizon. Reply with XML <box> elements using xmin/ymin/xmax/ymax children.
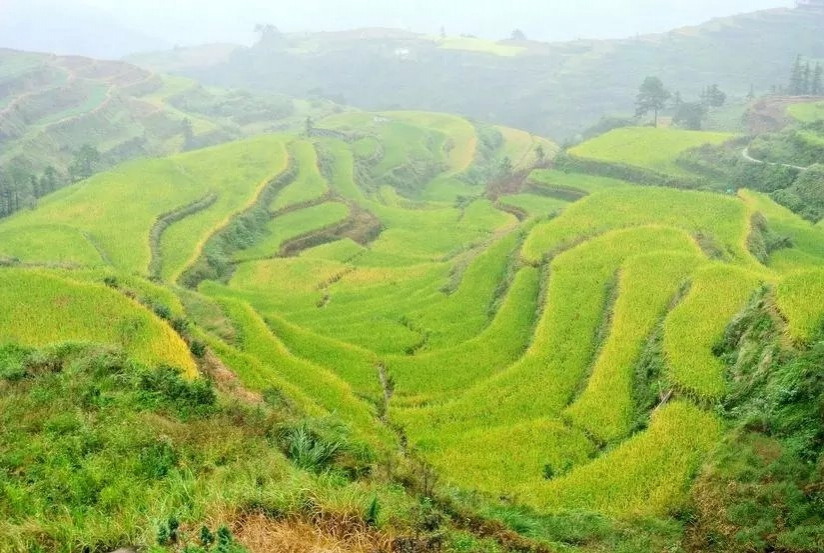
<box><xmin>1</xmin><ymin>0</ymin><xmax>797</xmax><ymax>57</ymax></box>
<box><xmin>89</xmin><ymin>0</ymin><xmax>795</xmax><ymax>45</ymax></box>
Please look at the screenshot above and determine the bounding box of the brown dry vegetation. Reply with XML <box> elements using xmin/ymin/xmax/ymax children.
<box><xmin>233</xmin><ymin>514</ymin><xmax>394</xmax><ymax>553</ymax></box>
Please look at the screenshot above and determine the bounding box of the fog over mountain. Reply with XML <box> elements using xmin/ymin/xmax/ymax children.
<box><xmin>1</xmin><ymin>0</ymin><xmax>796</xmax><ymax>58</ymax></box>
<box><xmin>0</xmin><ymin>0</ymin><xmax>167</xmax><ymax>58</ymax></box>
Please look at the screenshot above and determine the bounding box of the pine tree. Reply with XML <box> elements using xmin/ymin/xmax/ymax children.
<box><xmin>748</xmin><ymin>84</ymin><xmax>756</xmax><ymax>100</ymax></box>
<box><xmin>0</xmin><ymin>170</ymin><xmax>10</xmax><ymax>217</ymax></box>
<box><xmin>41</xmin><ymin>166</ymin><xmax>59</xmax><ymax>194</ymax></box>
<box><xmin>803</xmin><ymin>62</ymin><xmax>812</xmax><ymax>95</ymax></box>
<box><xmin>704</xmin><ymin>84</ymin><xmax>727</xmax><ymax>107</ymax></box>
<box><xmin>813</xmin><ymin>63</ymin><xmax>824</xmax><ymax>96</ymax></box>
<box><xmin>789</xmin><ymin>55</ymin><xmax>804</xmax><ymax>95</ymax></box>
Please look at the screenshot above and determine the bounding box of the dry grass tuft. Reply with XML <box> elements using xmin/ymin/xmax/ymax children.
<box><xmin>233</xmin><ymin>514</ymin><xmax>394</xmax><ymax>553</ymax></box>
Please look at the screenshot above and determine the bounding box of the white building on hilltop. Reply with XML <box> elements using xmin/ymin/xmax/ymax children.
<box><xmin>797</xmin><ymin>0</ymin><xmax>824</xmax><ymax>10</ymax></box>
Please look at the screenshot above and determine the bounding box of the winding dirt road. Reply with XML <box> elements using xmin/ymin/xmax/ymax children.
<box><xmin>741</xmin><ymin>145</ymin><xmax>810</xmax><ymax>172</ymax></box>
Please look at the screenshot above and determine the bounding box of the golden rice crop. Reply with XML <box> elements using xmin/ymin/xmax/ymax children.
<box><xmin>663</xmin><ymin>263</ymin><xmax>763</xmax><ymax>399</ymax></box>
<box><xmin>0</xmin><ymin>268</ymin><xmax>195</xmax><ymax>375</ymax></box>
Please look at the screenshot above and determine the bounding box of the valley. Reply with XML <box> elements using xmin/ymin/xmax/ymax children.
<box><xmin>2</xmin><ymin>3</ymin><xmax>824</xmax><ymax>552</ymax></box>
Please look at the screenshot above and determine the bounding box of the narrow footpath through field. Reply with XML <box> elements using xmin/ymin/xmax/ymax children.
<box><xmin>742</xmin><ymin>144</ymin><xmax>810</xmax><ymax>172</ymax></box>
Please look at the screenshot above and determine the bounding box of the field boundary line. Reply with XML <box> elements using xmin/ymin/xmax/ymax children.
<box><xmin>174</xmin><ymin>149</ymin><xmax>294</xmax><ymax>283</ymax></box>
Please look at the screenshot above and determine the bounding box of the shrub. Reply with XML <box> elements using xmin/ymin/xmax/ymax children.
<box><xmin>275</xmin><ymin>419</ymin><xmax>373</xmax><ymax>477</ymax></box>
<box><xmin>137</xmin><ymin>365</ymin><xmax>217</xmax><ymax>418</ymax></box>
<box><xmin>152</xmin><ymin>303</ymin><xmax>173</xmax><ymax>321</ymax></box>
<box><xmin>278</xmin><ymin>422</ymin><xmax>343</xmax><ymax>473</ymax></box>
<box><xmin>189</xmin><ymin>340</ymin><xmax>207</xmax><ymax>358</ymax></box>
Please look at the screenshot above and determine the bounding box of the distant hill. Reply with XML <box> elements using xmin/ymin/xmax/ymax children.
<box><xmin>131</xmin><ymin>6</ymin><xmax>824</xmax><ymax>139</ymax></box>
<box><xmin>0</xmin><ymin>0</ymin><xmax>166</xmax><ymax>59</ymax></box>
<box><xmin>0</xmin><ymin>48</ymin><xmax>343</xmax><ymax>171</ymax></box>
<box><xmin>0</xmin><ymin>48</ymin><xmax>346</xmax><ymax>220</ymax></box>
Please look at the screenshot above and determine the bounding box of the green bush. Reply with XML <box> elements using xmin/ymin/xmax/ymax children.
<box><xmin>137</xmin><ymin>365</ymin><xmax>217</xmax><ymax>418</ymax></box>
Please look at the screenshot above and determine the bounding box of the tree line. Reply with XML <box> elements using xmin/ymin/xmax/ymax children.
<box><xmin>635</xmin><ymin>77</ymin><xmax>726</xmax><ymax>130</ymax></box>
<box><xmin>0</xmin><ymin>145</ymin><xmax>101</xmax><ymax>218</ymax></box>
<box><xmin>787</xmin><ymin>55</ymin><xmax>823</xmax><ymax>96</ymax></box>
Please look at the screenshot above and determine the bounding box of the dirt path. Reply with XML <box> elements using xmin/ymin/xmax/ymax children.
<box><xmin>741</xmin><ymin>145</ymin><xmax>809</xmax><ymax>172</ymax></box>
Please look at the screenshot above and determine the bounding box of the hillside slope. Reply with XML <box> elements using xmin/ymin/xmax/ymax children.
<box><xmin>3</xmin><ymin>113</ymin><xmax>824</xmax><ymax>551</ymax></box>
<box><xmin>131</xmin><ymin>7</ymin><xmax>824</xmax><ymax>139</ymax></box>
<box><xmin>0</xmin><ymin>49</ymin><xmax>340</xmax><ymax>174</ymax></box>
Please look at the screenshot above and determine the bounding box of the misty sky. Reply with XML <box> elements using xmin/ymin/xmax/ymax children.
<box><xmin>79</xmin><ymin>0</ymin><xmax>793</xmax><ymax>46</ymax></box>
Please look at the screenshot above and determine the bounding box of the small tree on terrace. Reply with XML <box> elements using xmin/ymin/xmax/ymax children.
<box><xmin>40</xmin><ymin>166</ymin><xmax>59</xmax><ymax>194</ymax></box>
<box><xmin>181</xmin><ymin>118</ymin><xmax>195</xmax><ymax>151</ymax></box>
<box><xmin>499</xmin><ymin>156</ymin><xmax>513</xmax><ymax>178</ymax></box>
<box><xmin>510</xmin><ymin>29</ymin><xmax>527</xmax><ymax>41</ymax></box>
<box><xmin>535</xmin><ymin>144</ymin><xmax>546</xmax><ymax>165</ymax></box>
<box><xmin>253</xmin><ymin>24</ymin><xmax>286</xmax><ymax>49</ymax></box>
<box><xmin>69</xmin><ymin>144</ymin><xmax>101</xmax><ymax>183</ymax></box>
<box><xmin>635</xmin><ymin>76</ymin><xmax>671</xmax><ymax>128</ymax></box>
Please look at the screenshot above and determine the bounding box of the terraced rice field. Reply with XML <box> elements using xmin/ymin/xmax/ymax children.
<box><xmin>569</xmin><ymin>127</ymin><xmax>735</xmax><ymax>177</ymax></box>
<box><xmin>0</xmin><ymin>269</ymin><xmax>196</xmax><ymax>375</ymax></box>
<box><xmin>2</xmin><ymin>110</ymin><xmax>823</xmax><ymax>521</ymax></box>
<box><xmin>430</xmin><ymin>36</ymin><xmax>527</xmax><ymax>57</ymax></box>
<box><xmin>0</xmin><ymin>136</ymin><xmax>289</xmax><ymax>276</ymax></box>
<box><xmin>788</xmin><ymin>100</ymin><xmax>824</xmax><ymax>123</ymax></box>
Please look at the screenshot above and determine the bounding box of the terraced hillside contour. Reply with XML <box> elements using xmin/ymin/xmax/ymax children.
<box><xmin>3</xmin><ymin>113</ymin><xmax>824</xmax><ymax>527</ymax></box>
<box><xmin>0</xmin><ymin>48</ymin><xmax>341</xmax><ymax>174</ymax></box>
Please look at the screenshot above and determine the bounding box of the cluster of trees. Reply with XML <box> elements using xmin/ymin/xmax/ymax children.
<box><xmin>0</xmin><ymin>145</ymin><xmax>101</xmax><ymax>218</ymax></box>
<box><xmin>788</xmin><ymin>55</ymin><xmax>823</xmax><ymax>96</ymax></box>
<box><xmin>635</xmin><ymin>77</ymin><xmax>726</xmax><ymax>130</ymax></box>
<box><xmin>253</xmin><ymin>24</ymin><xmax>287</xmax><ymax>49</ymax></box>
